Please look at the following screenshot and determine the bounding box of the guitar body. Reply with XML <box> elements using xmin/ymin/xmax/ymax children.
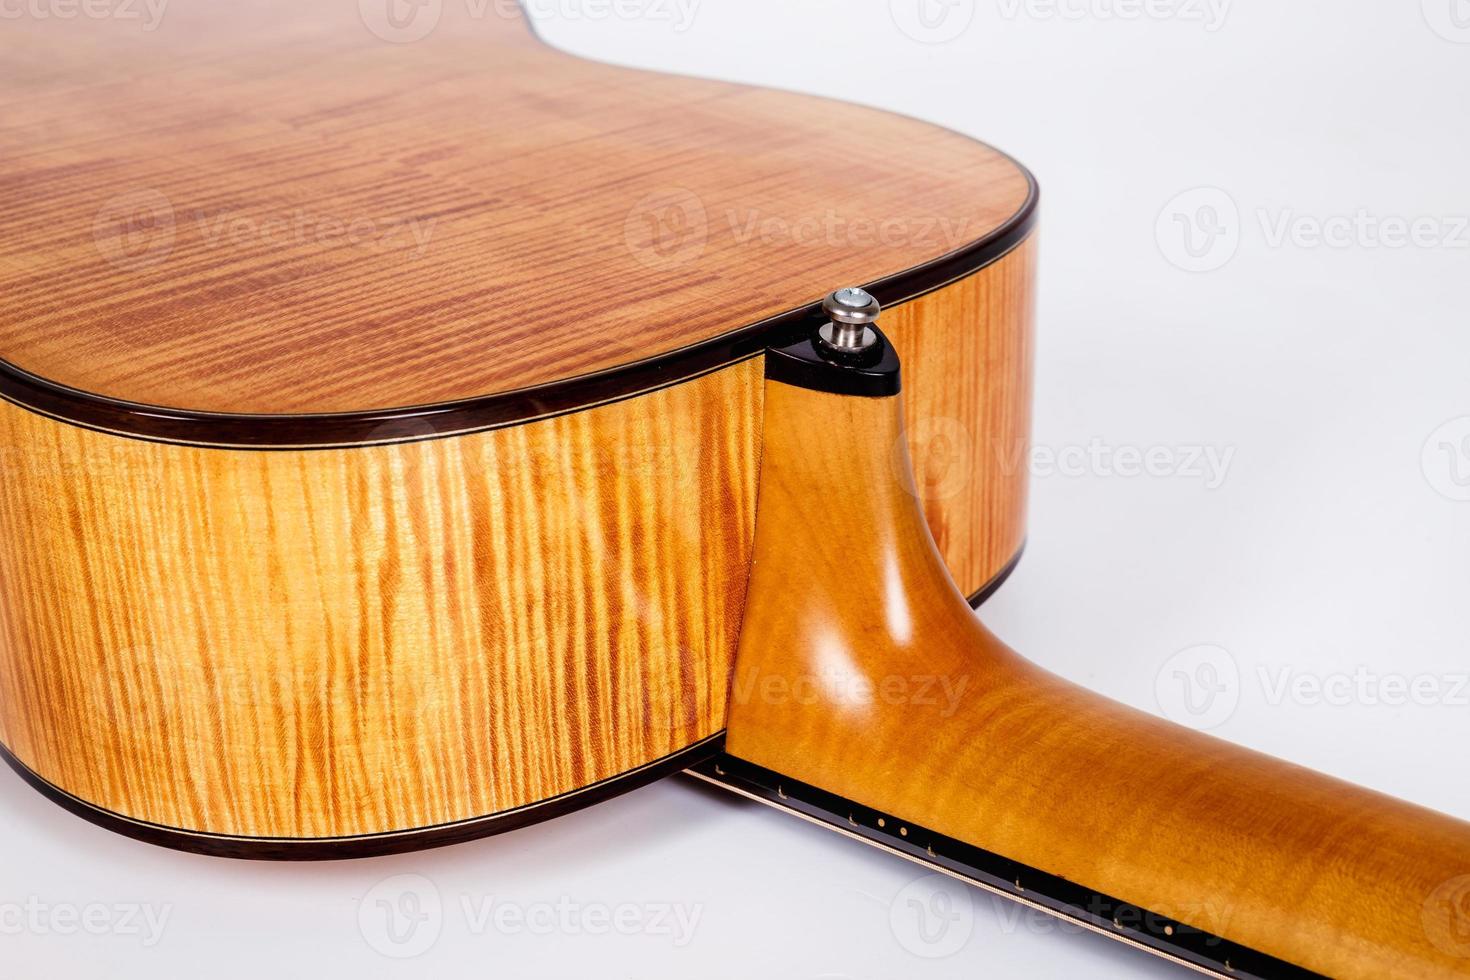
<box><xmin>7</xmin><ymin>4</ymin><xmax>1470</xmax><ymax>978</ymax></box>
<box><xmin>0</xmin><ymin>1</ymin><xmax>1035</xmax><ymax>851</ymax></box>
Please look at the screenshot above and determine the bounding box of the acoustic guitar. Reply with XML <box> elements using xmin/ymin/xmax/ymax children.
<box><xmin>2</xmin><ymin>3</ymin><xmax>1467</xmax><ymax>977</ymax></box>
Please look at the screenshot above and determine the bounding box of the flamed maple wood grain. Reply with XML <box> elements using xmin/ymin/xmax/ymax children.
<box><xmin>887</xmin><ymin>238</ymin><xmax>1035</xmax><ymax>593</ymax></box>
<box><xmin>0</xmin><ymin>255</ymin><xmax>1036</xmax><ymax>840</ymax></box>
<box><xmin>0</xmin><ymin>0</ymin><xmax>1037</xmax><ymax>850</ymax></box>
<box><xmin>723</xmin><ymin>377</ymin><xmax>1470</xmax><ymax>979</ymax></box>
<box><xmin>0</xmin><ymin>0</ymin><xmax>1032</xmax><ymax>416</ymax></box>
<box><xmin>0</xmin><ymin>364</ymin><xmax>760</xmax><ymax>840</ymax></box>
<box><xmin>7</xmin><ymin>6</ymin><xmax>1461</xmax><ymax>974</ymax></box>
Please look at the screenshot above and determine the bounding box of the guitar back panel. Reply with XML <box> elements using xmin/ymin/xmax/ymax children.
<box><xmin>0</xmin><ymin>0</ymin><xmax>1037</xmax><ymax>851</ymax></box>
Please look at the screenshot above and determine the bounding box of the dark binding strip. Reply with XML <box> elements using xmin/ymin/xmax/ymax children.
<box><xmin>967</xmin><ymin>543</ymin><xmax>1025</xmax><ymax>609</ymax></box>
<box><xmin>0</xmin><ymin>734</ymin><xmax>724</xmax><ymax>861</ymax></box>
<box><xmin>0</xmin><ymin>178</ymin><xmax>1036</xmax><ymax>451</ymax></box>
<box><xmin>689</xmin><ymin>754</ymin><xmax>1324</xmax><ymax>980</ymax></box>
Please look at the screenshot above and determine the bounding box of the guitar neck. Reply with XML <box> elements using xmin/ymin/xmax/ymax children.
<box><xmin>705</xmin><ymin>336</ymin><xmax>1470</xmax><ymax>979</ymax></box>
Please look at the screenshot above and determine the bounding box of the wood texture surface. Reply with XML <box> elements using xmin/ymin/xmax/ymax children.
<box><xmin>724</xmin><ymin>377</ymin><xmax>1470</xmax><ymax>979</ymax></box>
<box><xmin>888</xmin><ymin>238</ymin><xmax>1035</xmax><ymax>594</ymax></box>
<box><xmin>0</xmin><ymin>250</ymin><xmax>1036</xmax><ymax>840</ymax></box>
<box><xmin>0</xmin><ymin>362</ymin><xmax>761</xmax><ymax>840</ymax></box>
<box><xmin>0</xmin><ymin>0</ymin><xmax>1031</xmax><ymax>415</ymax></box>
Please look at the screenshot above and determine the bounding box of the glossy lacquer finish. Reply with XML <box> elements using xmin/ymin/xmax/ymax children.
<box><xmin>722</xmin><ymin>375</ymin><xmax>1470</xmax><ymax>978</ymax></box>
<box><xmin>0</xmin><ymin>0</ymin><xmax>1032</xmax><ymax>425</ymax></box>
<box><xmin>0</xmin><ymin>366</ymin><xmax>760</xmax><ymax>846</ymax></box>
<box><xmin>0</xmin><ymin>249</ymin><xmax>1035</xmax><ymax>854</ymax></box>
<box><xmin>0</xmin><ymin>0</ymin><xmax>1042</xmax><ymax>849</ymax></box>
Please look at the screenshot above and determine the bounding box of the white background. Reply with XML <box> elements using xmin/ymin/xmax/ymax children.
<box><xmin>5</xmin><ymin>1</ymin><xmax>1470</xmax><ymax>977</ymax></box>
